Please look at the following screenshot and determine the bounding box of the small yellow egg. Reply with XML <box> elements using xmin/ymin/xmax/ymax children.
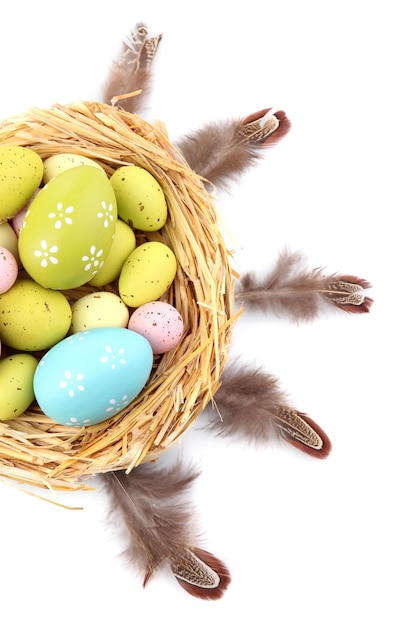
<box><xmin>0</xmin><ymin>146</ymin><xmax>43</xmax><ymax>220</ymax></box>
<box><xmin>70</xmin><ymin>291</ymin><xmax>130</xmax><ymax>333</ymax></box>
<box><xmin>119</xmin><ymin>241</ymin><xmax>177</xmax><ymax>307</ymax></box>
<box><xmin>0</xmin><ymin>353</ymin><xmax>38</xmax><ymax>421</ymax></box>
<box><xmin>89</xmin><ymin>219</ymin><xmax>136</xmax><ymax>287</ymax></box>
<box><xmin>0</xmin><ymin>279</ymin><xmax>72</xmax><ymax>350</ymax></box>
<box><xmin>110</xmin><ymin>165</ymin><xmax>168</xmax><ymax>232</ymax></box>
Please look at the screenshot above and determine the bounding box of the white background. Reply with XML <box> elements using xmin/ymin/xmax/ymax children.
<box><xmin>1</xmin><ymin>1</ymin><xmax>416</xmax><ymax>624</ymax></box>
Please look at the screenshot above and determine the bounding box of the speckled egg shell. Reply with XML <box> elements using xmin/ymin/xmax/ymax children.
<box><xmin>119</xmin><ymin>241</ymin><xmax>177</xmax><ymax>307</ymax></box>
<box><xmin>0</xmin><ymin>246</ymin><xmax>18</xmax><ymax>294</ymax></box>
<box><xmin>128</xmin><ymin>301</ymin><xmax>184</xmax><ymax>354</ymax></box>
<box><xmin>110</xmin><ymin>165</ymin><xmax>167</xmax><ymax>231</ymax></box>
<box><xmin>0</xmin><ymin>222</ymin><xmax>19</xmax><ymax>261</ymax></box>
<box><xmin>89</xmin><ymin>219</ymin><xmax>136</xmax><ymax>287</ymax></box>
<box><xmin>42</xmin><ymin>153</ymin><xmax>105</xmax><ymax>183</ymax></box>
<box><xmin>0</xmin><ymin>278</ymin><xmax>72</xmax><ymax>351</ymax></box>
<box><xmin>18</xmin><ymin>166</ymin><xmax>117</xmax><ymax>289</ymax></box>
<box><xmin>0</xmin><ymin>353</ymin><xmax>38</xmax><ymax>421</ymax></box>
<box><xmin>34</xmin><ymin>327</ymin><xmax>153</xmax><ymax>427</ymax></box>
<box><xmin>0</xmin><ymin>146</ymin><xmax>43</xmax><ymax>221</ymax></box>
<box><xmin>70</xmin><ymin>291</ymin><xmax>129</xmax><ymax>333</ymax></box>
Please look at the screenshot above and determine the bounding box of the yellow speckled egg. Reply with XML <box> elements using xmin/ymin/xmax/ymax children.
<box><xmin>0</xmin><ymin>353</ymin><xmax>38</xmax><ymax>421</ymax></box>
<box><xmin>89</xmin><ymin>219</ymin><xmax>136</xmax><ymax>287</ymax></box>
<box><xmin>42</xmin><ymin>153</ymin><xmax>105</xmax><ymax>183</ymax></box>
<box><xmin>0</xmin><ymin>146</ymin><xmax>43</xmax><ymax>220</ymax></box>
<box><xmin>0</xmin><ymin>278</ymin><xmax>72</xmax><ymax>350</ymax></box>
<box><xmin>70</xmin><ymin>291</ymin><xmax>129</xmax><ymax>333</ymax></box>
<box><xmin>110</xmin><ymin>165</ymin><xmax>167</xmax><ymax>231</ymax></box>
<box><xmin>0</xmin><ymin>221</ymin><xmax>19</xmax><ymax>260</ymax></box>
<box><xmin>119</xmin><ymin>241</ymin><xmax>177</xmax><ymax>307</ymax></box>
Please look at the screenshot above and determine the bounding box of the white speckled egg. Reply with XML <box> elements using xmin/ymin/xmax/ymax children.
<box><xmin>128</xmin><ymin>301</ymin><xmax>184</xmax><ymax>354</ymax></box>
<box><xmin>42</xmin><ymin>153</ymin><xmax>105</xmax><ymax>183</ymax></box>
<box><xmin>70</xmin><ymin>291</ymin><xmax>129</xmax><ymax>333</ymax></box>
<box><xmin>33</xmin><ymin>327</ymin><xmax>153</xmax><ymax>427</ymax></box>
<box><xmin>18</xmin><ymin>166</ymin><xmax>117</xmax><ymax>289</ymax></box>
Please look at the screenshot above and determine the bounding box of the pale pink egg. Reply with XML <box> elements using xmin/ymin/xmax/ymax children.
<box><xmin>128</xmin><ymin>301</ymin><xmax>184</xmax><ymax>354</ymax></box>
<box><xmin>11</xmin><ymin>189</ymin><xmax>39</xmax><ymax>235</ymax></box>
<box><xmin>0</xmin><ymin>246</ymin><xmax>19</xmax><ymax>294</ymax></box>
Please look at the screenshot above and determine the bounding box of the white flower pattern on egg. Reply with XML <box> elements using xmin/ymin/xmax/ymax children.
<box><xmin>67</xmin><ymin>416</ymin><xmax>91</xmax><ymax>426</ymax></box>
<box><xmin>48</xmin><ymin>203</ymin><xmax>74</xmax><ymax>229</ymax></box>
<box><xmin>105</xmin><ymin>394</ymin><xmax>130</xmax><ymax>413</ymax></box>
<box><xmin>34</xmin><ymin>240</ymin><xmax>59</xmax><ymax>267</ymax></box>
<box><xmin>82</xmin><ymin>245</ymin><xmax>104</xmax><ymax>272</ymax></box>
<box><xmin>100</xmin><ymin>345</ymin><xmax>127</xmax><ymax>369</ymax></box>
<box><xmin>97</xmin><ymin>201</ymin><xmax>114</xmax><ymax>228</ymax></box>
<box><xmin>58</xmin><ymin>370</ymin><xmax>85</xmax><ymax>397</ymax></box>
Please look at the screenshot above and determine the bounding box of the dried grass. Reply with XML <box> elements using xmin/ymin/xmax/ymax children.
<box><xmin>0</xmin><ymin>101</ymin><xmax>237</xmax><ymax>491</ymax></box>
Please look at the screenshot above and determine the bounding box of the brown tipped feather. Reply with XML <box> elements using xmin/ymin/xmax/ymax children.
<box><xmin>171</xmin><ymin>547</ymin><xmax>231</xmax><ymax>600</ymax></box>
<box><xmin>102</xmin><ymin>461</ymin><xmax>200</xmax><ymax>587</ymax></box>
<box><xmin>236</xmin><ymin>249</ymin><xmax>373</xmax><ymax>321</ymax></box>
<box><xmin>175</xmin><ymin>109</ymin><xmax>291</xmax><ymax>190</ymax></box>
<box><xmin>101</xmin><ymin>22</ymin><xmax>162</xmax><ymax>113</ymax></box>
<box><xmin>206</xmin><ymin>362</ymin><xmax>331</xmax><ymax>458</ymax></box>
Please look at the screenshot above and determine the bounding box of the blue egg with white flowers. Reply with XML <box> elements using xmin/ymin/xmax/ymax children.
<box><xmin>34</xmin><ymin>327</ymin><xmax>153</xmax><ymax>427</ymax></box>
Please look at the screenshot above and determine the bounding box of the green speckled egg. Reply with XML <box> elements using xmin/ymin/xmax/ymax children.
<box><xmin>18</xmin><ymin>166</ymin><xmax>117</xmax><ymax>289</ymax></box>
<box><xmin>89</xmin><ymin>219</ymin><xmax>136</xmax><ymax>287</ymax></box>
<box><xmin>0</xmin><ymin>278</ymin><xmax>72</xmax><ymax>351</ymax></box>
<box><xmin>119</xmin><ymin>241</ymin><xmax>177</xmax><ymax>307</ymax></box>
<box><xmin>110</xmin><ymin>165</ymin><xmax>167</xmax><ymax>231</ymax></box>
<box><xmin>0</xmin><ymin>353</ymin><xmax>38</xmax><ymax>421</ymax></box>
<box><xmin>0</xmin><ymin>146</ymin><xmax>43</xmax><ymax>221</ymax></box>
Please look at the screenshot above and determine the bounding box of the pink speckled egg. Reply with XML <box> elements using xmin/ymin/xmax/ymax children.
<box><xmin>0</xmin><ymin>246</ymin><xmax>18</xmax><ymax>294</ymax></box>
<box><xmin>128</xmin><ymin>301</ymin><xmax>184</xmax><ymax>354</ymax></box>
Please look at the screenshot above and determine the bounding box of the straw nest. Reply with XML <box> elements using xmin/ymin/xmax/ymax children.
<box><xmin>0</xmin><ymin>100</ymin><xmax>237</xmax><ymax>492</ymax></box>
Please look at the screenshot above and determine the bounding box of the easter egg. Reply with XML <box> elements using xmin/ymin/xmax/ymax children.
<box><xmin>0</xmin><ymin>278</ymin><xmax>72</xmax><ymax>350</ymax></box>
<box><xmin>110</xmin><ymin>165</ymin><xmax>167</xmax><ymax>231</ymax></box>
<box><xmin>0</xmin><ymin>246</ymin><xmax>18</xmax><ymax>294</ymax></box>
<box><xmin>0</xmin><ymin>353</ymin><xmax>38</xmax><ymax>421</ymax></box>
<box><xmin>0</xmin><ymin>146</ymin><xmax>43</xmax><ymax>220</ymax></box>
<box><xmin>18</xmin><ymin>166</ymin><xmax>117</xmax><ymax>289</ymax></box>
<box><xmin>128</xmin><ymin>301</ymin><xmax>184</xmax><ymax>354</ymax></box>
<box><xmin>70</xmin><ymin>291</ymin><xmax>129</xmax><ymax>333</ymax></box>
<box><xmin>33</xmin><ymin>327</ymin><xmax>154</xmax><ymax>427</ymax></box>
<box><xmin>0</xmin><ymin>221</ymin><xmax>19</xmax><ymax>261</ymax></box>
<box><xmin>42</xmin><ymin>153</ymin><xmax>105</xmax><ymax>183</ymax></box>
<box><xmin>89</xmin><ymin>219</ymin><xmax>136</xmax><ymax>287</ymax></box>
<box><xmin>119</xmin><ymin>241</ymin><xmax>177</xmax><ymax>307</ymax></box>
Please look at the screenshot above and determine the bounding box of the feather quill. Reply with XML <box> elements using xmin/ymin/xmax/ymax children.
<box><xmin>101</xmin><ymin>22</ymin><xmax>162</xmax><ymax>113</ymax></box>
<box><xmin>102</xmin><ymin>461</ymin><xmax>230</xmax><ymax>599</ymax></box>
<box><xmin>175</xmin><ymin>109</ymin><xmax>291</xmax><ymax>190</ymax></box>
<box><xmin>205</xmin><ymin>362</ymin><xmax>331</xmax><ymax>459</ymax></box>
<box><xmin>236</xmin><ymin>249</ymin><xmax>373</xmax><ymax>321</ymax></box>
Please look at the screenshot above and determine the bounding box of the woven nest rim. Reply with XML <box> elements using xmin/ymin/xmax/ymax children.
<box><xmin>0</xmin><ymin>100</ymin><xmax>237</xmax><ymax>492</ymax></box>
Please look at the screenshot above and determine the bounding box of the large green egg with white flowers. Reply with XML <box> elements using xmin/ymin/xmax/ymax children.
<box><xmin>18</xmin><ymin>166</ymin><xmax>117</xmax><ymax>289</ymax></box>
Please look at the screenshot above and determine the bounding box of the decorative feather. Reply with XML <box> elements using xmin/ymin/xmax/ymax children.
<box><xmin>205</xmin><ymin>361</ymin><xmax>331</xmax><ymax>459</ymax></box>
<box><xmin>101</xmin><ymin>22</ymin><xmax>162</xmax><ymax>113</ymax></box>
<box><xmin>175</xmin><ymin>109</ymin><xmax>291</xmax><ymax>189</ymax></box>
<box><xmin>102</xmin><ymin>461</ymin><xmax>230</xmax><ymax>599</ymax></box>
<box><xmin>236</xmin><ymin>249</ymin><xmax>373</xmax><ymax>321</ymax></box>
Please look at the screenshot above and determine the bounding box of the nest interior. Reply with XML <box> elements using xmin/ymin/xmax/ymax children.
<box><xmin>0</xmin><ymin>100</ymin><xmax>236</xmax><ymax>491</ymax></box>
